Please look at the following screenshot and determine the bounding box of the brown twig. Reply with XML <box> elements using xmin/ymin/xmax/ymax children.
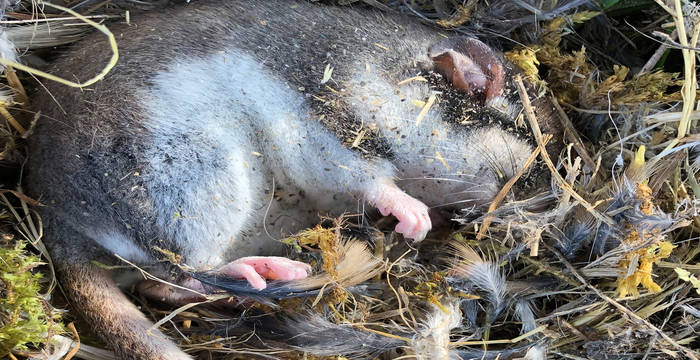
<box><xmin>637</xmin><ymin>30</ymin><xmax>676</xmax><ymax>76</ymax></box>
<box><xmin>5</xmin><ymin>67</ymin><xmax>29</xmax><ymax>106</ymax></box>
<box><xmin>63</xmin><ymin>322</ymin><xmax>80</xmax><ymax>360</ymax></box>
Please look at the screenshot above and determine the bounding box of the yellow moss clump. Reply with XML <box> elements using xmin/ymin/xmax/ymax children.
<box><xmin>436</xmin><ymin>2</ymin><xmax>477</xmax><ymax>28</ymax></box>
<box><xmin>282</xmin><ymin>224</ymin><xmax>346</xmax><ymax>303</ymax></box>
<box><xmin>412</xmin><ymin>272</ymin><xmax>450</xmax><ymax>314</ymax></box>
<box><xmin>283</xmin><ymin>225</ymin><xmax>338</xmax><ymax>276</ymax></box>
<box><xmin>153</xmin><ymin>246</ymin><xmax>183</xmax><ymax>265</ymax></box>
<box><xmin>615</xmin><ymin>181</ymin><xmax>673</xmax><ymax>297</ymax></box>
<box><xmin>504</xmin><ymin>48</ymin><xmax>540</xmax><ymax>83</ymax></box>
<box><xmin>584</xmin><ymin>65</ymin><xmax>682</xmax><ymax>106</ymax></box>
<box><xmin>616</xmin><ymin>240</ymin><xmax>675</xmax><ymax>298</ymax></box>
<box><xmin>506</xmin><ymin>15</ymin><xmax>682</xmax><ymax>108</ymax></box>
<box><xmin>614</xmin><ymin>146</ymin><xmax>676</xmax><ymax>298</ymax></box>
<box><xmin>635</xmin><ymin>181</ymin><xmax>655</xmax><ymax>216</ymax></box>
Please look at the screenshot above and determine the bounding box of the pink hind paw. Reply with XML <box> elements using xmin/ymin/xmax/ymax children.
<box><xmin>218</xmin><ymin>256</ymin><xmax>312</xmax><ymax>290</ymax></box>
<box><xmin>366</xmin><ymin>179</ymin><xmax>432</xmax><ymax>241</ymax></box>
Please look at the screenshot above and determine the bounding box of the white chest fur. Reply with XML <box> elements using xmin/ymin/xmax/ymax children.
<box><xmin>135</xmin><ymin>50</ymin><xmax>364</xmax><ymax>268</ymax></box>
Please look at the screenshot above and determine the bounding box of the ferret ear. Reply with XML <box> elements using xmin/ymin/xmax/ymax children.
<box><xmin>428</xmin><ymin>36</ymin><xmax>505</xmax><ymax>100</ymax></box>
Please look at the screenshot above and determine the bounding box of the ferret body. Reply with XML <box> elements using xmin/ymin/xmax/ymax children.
<box><xmin>26</xmin><ymin>0</ymin><xmax>540</xmax><ymax>358</ymax></box>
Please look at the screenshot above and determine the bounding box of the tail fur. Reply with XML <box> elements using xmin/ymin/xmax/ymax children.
<box><xmin>56</xmin><ymin>260</ymin><xmax>191</xmax><ymax>360</ymax></box>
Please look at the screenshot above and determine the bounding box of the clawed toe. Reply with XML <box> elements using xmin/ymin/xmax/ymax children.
<box><xmin>368</xmin><ymin>180</ymin><xmax>432</xmax><ymax>241</ymax></box>
<box><xmin>396</xmin><ymin>207</ymin><xmax>431</xmax><ymax>241</ymax></box>
<box><xmin>410</xmin><ymin>212</ymin><xmax>431</xmax><ymax>240</ymax></box>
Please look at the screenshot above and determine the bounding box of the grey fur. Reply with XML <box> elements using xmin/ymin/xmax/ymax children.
<box><xmin>25</xmin><ymin>0</ymin><xmax>545</xmax><ymax>358</ymax></box>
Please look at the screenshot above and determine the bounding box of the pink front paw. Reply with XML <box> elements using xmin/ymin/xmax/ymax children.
<box><xmin>368</xmin><ymin>180</ymin><xmax>432</xmax><ymax>241</ymax></box>
<box><xmin>218</xmin><ymin>256</ymin><xmax>312</xmax><ymax>290</ymax></box>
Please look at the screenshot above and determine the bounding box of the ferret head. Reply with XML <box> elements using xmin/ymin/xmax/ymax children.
<box><xmin>347</xmin><ymin>36</ymin><xmax>533</xmax><ymax>211</ymax></box>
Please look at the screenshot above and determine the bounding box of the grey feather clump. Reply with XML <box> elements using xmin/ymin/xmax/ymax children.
<box><xmin>409</xmin><ymin>299</ymin><xmax>539</xmax><ymax>360</ymax></box>
<box><xmin>690</xmin><ymin>143</ymin><xmax>700</xmax><ymax>171</ymax></box>
<box><xmin>447</xmin><ymin>244</ymin><xmax>506</xmax><ymax>320</ymax></box>
<box><xmin>470</xmin><ymin>0</ymin><xmax>596</xmax><ymax>34</ymax></box>
<box><xmin>390</xmin><ymin>0</ymin><xmax>595</xmax><ymax>42</ymax></box>
<box><xmin>411</xmin><ymin>299</ymin><xmax>462</xmax><ymax>360</ymax></box>
<box><xmin>554</xmin><ymin>214</ymin><xmax>594</xmax><ymax>259</ymax></box>
<box><xmin>459</xmin><ymin>296</ymin><xmax>479</xmax><ymax>330</ymax></box>
<box><xmin>453</xmin><ymin>343</ymin><xmax>537</xmax><ymax>360</ymax></box>
<box><xmin>592</xmin><ymin>177</ymin><xmax>674</xmax><ymax>256</ymax></box>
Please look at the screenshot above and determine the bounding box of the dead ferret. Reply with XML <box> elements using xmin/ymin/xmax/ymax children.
<box><xmin>25</xmin><ymin>0</ymin><xmax>559</xmax><ymax>359</ymax></box>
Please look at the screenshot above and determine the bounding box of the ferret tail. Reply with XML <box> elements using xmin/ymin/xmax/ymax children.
<box><xmin>56</xmin><ymin>260</ymin><xmax>191</xmax><ymax>360</ymax></box>
<box><xmin>48</xmin><ymin>231</ymin><xmax>192</xmax><ymax>360</ymax></box>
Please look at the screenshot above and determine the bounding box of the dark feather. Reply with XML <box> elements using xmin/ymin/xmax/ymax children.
<box><xmin>190</xmin><ymin>240</ymin><xmax>384</xmax><ymax>301</ymax></box>
<box><xmin>555</xmin><ymin>217</ymin><xmax>594</xmax><ymax>259</ymax></box>
<box><xmin>188</xmin><ymin>272</ymin><xmax>321</xmax><ymax>300</ymax></box>
<box><xmin>218</xmin><ymin>311</ymin><xmax>406</xmax><ymax>358</ymax></box>
<box><xmin>189</xmin><ymin>271</ymin><xmax>381</xmax><ymax>301</ymax></box>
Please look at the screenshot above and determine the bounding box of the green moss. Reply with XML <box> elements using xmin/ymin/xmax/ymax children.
<box><xmin>0</xmin><ymin>236</ymin><xmax>63</xmax><ymax>356</ymax></box>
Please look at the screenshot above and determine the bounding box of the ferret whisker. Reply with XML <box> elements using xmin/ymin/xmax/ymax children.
<box><xmin>422</xmin><ymin>147</ymin><xmax>474</xmax><ymax>161</ymax></box>
<box><xmin>500</xmin><ymin>131</ymin><xmax>519</xmax><ymax>177</ymax></box>
<box><xmin>474</xmin><ymin>142</ymin><xmax>506</xmax><ymax>182</ymax></box>
<box><xmin>445</xmin><ymin>187</ymin><xmax>492</xmax><ymax>196</ymax></box>
<box><xmin>430</xmin><ymin>198</ymin><xmax>485</xmax><ymax>208</ymax></box>
<box><xmin>398</xmin><ymin>177</ymin><xmax>478</xmax><ymax>183</ymax></box>
<box><xmin>424</xmin><ymin>143</ymin><xmax>469</xmax><ymax>153</ymax></box>
<box><xmin>414</xmin><ymin>153</ymin><xmax>462</xmax><ymax>161</ymax></box>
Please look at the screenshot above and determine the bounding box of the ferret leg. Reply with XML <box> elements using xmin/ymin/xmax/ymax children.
<box><xmin>258</xmin><ymin>115</ymin><xmax>432</xmax><ymax>241</ymax></box>
<box><xmin>365</xmin><ymin>178</ymin><xmax>431</xmax><ymax>241</ymax></box>
<box><xmin>218</xmin><ymin>256</ymin><xmax>312</xmax><ymax>290</ymax></box>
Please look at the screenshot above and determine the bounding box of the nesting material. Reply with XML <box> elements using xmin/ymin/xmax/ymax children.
<box><xmin>448</xmin><ymin>243</ymin><xmax>506</xmax><ymax>320</ymax></box>
<box><xmin>0</xmin><ymin>31</ymin><xmax>16</xmax><ymax>70</ymax></box>
<box><xmin>410</xmin><ymin>299</ymin><xmax>461</xmax><ymax>360</ymax></box>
